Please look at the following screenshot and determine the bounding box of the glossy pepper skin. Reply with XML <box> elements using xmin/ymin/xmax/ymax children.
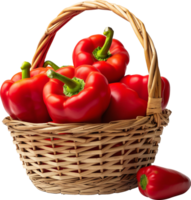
<box><xmin>0</xmin><ymin>59</ymin><xmax>59</xmax><ymax>122</ymax></box>
<box><xmin>120</xmin><ymin>75</ymin><xmax>170</xmax><ymax>110</ymax></box>
<box><xmin>102</xmin><ymin>83</ymin><xmax>147</xmax><ymax>123</ymax></box>
<box><xmin>137</xmin><ymin>165</ymin><xmax>191</xmax><ymax>200</ymax></box>
<box><xmin>0</xmin><ymin>58</ymin><xmax>68</xmax><ymax>121</ymax></box>
<box><xmin>72</xmin><ymin>27</ymin><xmax>129</xmax><ymax>83</ymax></box>
<box><xmin>0</xmin><ymin>62</ymin><xmax>53</xmax><ymax>122</ymax></box>
<box><xmin>43</xmin><ymin>65</ymin><xmax>111</xmax><ymax>123</ymax></box>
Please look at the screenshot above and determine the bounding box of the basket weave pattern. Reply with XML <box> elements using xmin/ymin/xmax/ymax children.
<box><xmin>3</xmin><ymin>0</ymin><xmax>171</xmax><ymax>195</ymax></box>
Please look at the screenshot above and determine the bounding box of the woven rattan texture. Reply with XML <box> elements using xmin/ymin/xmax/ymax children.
<box><xmin>3</xmin><ymin>109</ymin><xmax>171</xmax><ymax>194</ymax></box>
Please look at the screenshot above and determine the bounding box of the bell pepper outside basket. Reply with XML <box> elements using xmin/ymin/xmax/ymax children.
<box><xmin>2</xmin><ymin>0</ymin><xmax>171</xmax><ymax>195</ymax></box>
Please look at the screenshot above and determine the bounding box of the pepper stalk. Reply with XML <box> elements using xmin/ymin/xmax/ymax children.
<box><xmin>93</xmin><ymin>27</ymin><xmax>114</xmax><ymax>61</ymax></box>
<box><xmin>21</xmin><ymin>61</ymin><xmax>31</xmax><ymax>79</ymax></box>
<box><xmin>47</xmin><ymin>69</ymin><xmax>85</xmax><ymax>97</ymax></box>
<box><xmin>140</xmin><ymin>174</ymin><xmax>148</xmax><ymax>190</ymax></box>
<box><xmin>43</xmin><ymin>58</ymin><xmax>60</xmax><ymax>70</ymax></box>
<box><xmin>20</xmin><ymin>58</ymin><xmax>70</xmax><ymax>79</ymax></box>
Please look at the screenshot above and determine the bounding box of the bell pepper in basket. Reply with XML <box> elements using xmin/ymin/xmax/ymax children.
<box><xmin>102</xmin><ymin>82</ymin><xmax>147</xmax><ymax>123</ymax></box>
<box><xmin>0</xmin><ymin>58</ymin><xmax>65</xmax><ymax>121</ymax></box>
<box><xmin>137</xmin><ymin>165</ymin><xmax>191</xmax><ymax>200</ymax></box>
<box><xmin>120</xmin><ymin>75</ymin><xmax>170</xmax><ymax>110</ymax></box>
<box><xmin>72</xmin><ymin>27</ymin><xmax>130</xmax><ymax>83</ymax></box>
<box><xmin>0</xmin><ymin>62</ymin><xmax>53</xmax><ymax>122</ymax></box>
<box><xmin>43</xmin><ymin>65</ymin><xmax>111</xmax><ymax>123</ymax></box>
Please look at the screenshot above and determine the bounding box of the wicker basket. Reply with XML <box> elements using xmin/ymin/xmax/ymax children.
<box><xmin>3</xmin><ymin>0</ymin><xmax>171</xmax><ymax>195</ymax></box>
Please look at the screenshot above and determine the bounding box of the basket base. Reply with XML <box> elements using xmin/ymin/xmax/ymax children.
<box><xmin>29</xmin><ymin>174</ymin><xmax>137</xmax><ymax>195</ymax></box>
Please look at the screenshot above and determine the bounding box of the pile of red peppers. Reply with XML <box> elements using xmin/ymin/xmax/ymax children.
<box><xmin>2</xmin><ymin>27</ymin><xmax>190</xmax><ymax>199</ymax></box>
<box><xmin>0</xmin><ymin>27</ymin><xmax>170</xmax><ymax>124</ymax></box>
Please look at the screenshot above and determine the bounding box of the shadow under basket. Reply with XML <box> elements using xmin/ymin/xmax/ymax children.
<box><xmin>3</xmin><ymin>109</ymin><xmax>171</xmax><ymax>195</ymax></box>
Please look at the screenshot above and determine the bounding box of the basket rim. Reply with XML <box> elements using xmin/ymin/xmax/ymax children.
<box><xmin>3</xmin><ymin>109</ymin><xmax>171</xmax><ymax>134</ymax></box>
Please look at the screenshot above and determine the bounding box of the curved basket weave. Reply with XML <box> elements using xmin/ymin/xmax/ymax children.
<box><xmin>3</xmin><ymin>0</ymin><xmax>171</xmax><ymax>195</ymax></box>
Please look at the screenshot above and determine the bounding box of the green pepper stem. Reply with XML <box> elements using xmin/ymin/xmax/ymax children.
<box><xmin>140</xmin><ymin>174</ymin><xmax>148</xmax><ymax>190</ymax></box>
<box><xmin>21</xmin><ymin>61</ymin><xmax>31</xmax><ymax>79</ymax></box>
<box><xmin>93</xmin><ymin>25</ymin><xmax>115</xmax><ymax>61</ymax></box>
<box><xmin>47</xmin><ymin>69</ymin><xmax>85</xmax><ymax>97</ymax></box>
<box><xmin>43</xmin><ymin>61</ymin><xmax>60</xmax><ymax>70</ymax></box>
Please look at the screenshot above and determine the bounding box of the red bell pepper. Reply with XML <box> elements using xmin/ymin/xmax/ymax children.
<box><xmin>43</xmin><ymin>65</ymin><xmax>111</xmax><ymax>123</ymax></box>
<box><xmin>102</xmin><ymin>82</ymin><xmax>147</xmax><ymax>123</ymax></box>
<box><xmin>0</xmin><ymin>58</ymin><xmax>63</xmax><ymax>121</ymax></box>
<box><xmin>0</xmin><ymin>62</ymin><xmax>53</xmax><ymax>122</ymax></box>
<box><xmin>137</xmin><ymin>165</ymin><xmax>191</xmax><ymax>200</ymax></box>
<box><xmin>72</xmin><ymin>27</ymin><xmax>130</xmax><ymax>83</ymax></box>
<box><xmin>120</xmin><ymin>75</ymin><xmax>170</xmax><ymax>110</ymax></box>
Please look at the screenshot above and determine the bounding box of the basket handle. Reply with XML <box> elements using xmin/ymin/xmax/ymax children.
<box><xmin>31</xmin><ymin>0</ymin><xmax>162</xmax><ymax>116</ymax></box>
